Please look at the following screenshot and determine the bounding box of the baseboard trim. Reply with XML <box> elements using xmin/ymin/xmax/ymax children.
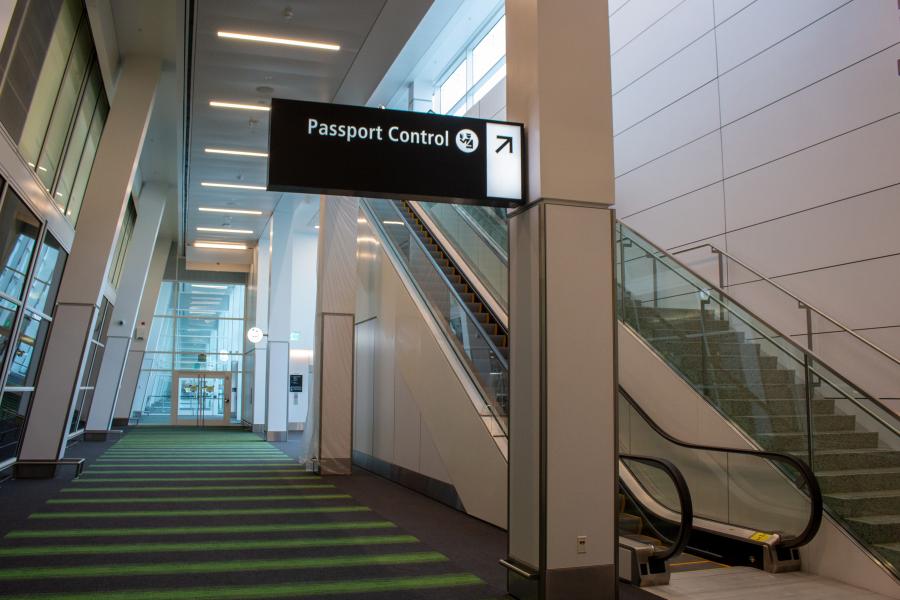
<box><xmin>352</xmin><ymin>450</ymin><xmax>464</xmax><ymax>512</ymax></box>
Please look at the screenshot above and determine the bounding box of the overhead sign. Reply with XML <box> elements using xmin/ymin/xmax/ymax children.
<box><xmin>267</xmin><ymin>98</ymin><xmax>525</xmax><ymax>207</ymax></box>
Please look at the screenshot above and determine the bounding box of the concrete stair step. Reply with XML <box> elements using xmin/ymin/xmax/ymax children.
<box><xmin>644</xmin><ymin>330</ymin><xmax>745</xmax><ymax>343</ymax></box>
<box><xmin>707</xmin><ymin>382</ymin><xmax>809</xmax><ymax>399</ymax></box>
<box><xmin>675</xmin><ymin>354</ymin><xmax>779</xmax><ymax>371</ymax></box>
<box><xmin>755</xmin><ymin>430</ymin><xmax>878</xmax><ymax>452</ymax></box>
<box><xmin>872</xmin><ymin>542</ymin><xmax>900</xmax><ymax>566</ymax></box>
<box><xmin>823</xmin><ymin>489</ymin><xmax>900</xmax><ymax>517</ymax></box>
<box><xmin>798</xmin><ymin>448</ymin><xmax>900</xmax><ymax>471</ymax></box>
<box><xmin>651</xmin><ymin>339</ymin><xmax>758</xmax><ymax>355</ymax></box>
<box><xmin>845</xmin><ymin>514</ymin><xmax>900</xmax><ymax>545</ymax></box>
<box><xmin>732</xmin><ymin>414</ymin><xmax>856</xmax><ymax>435</ymax></box>
<box><xmin>704</xmin><ymin>368</ymin><xmax>798</xmax><ymax>385</ymax></box>
<box><xmin>717</xmin><ymin>397</ymin><xmax>834</xmax><ymax>416</ymax></box>
<box><xmin>816</xmin><ymin>468</ymin><xmax>900</xmax><ymax>494</ymax></box>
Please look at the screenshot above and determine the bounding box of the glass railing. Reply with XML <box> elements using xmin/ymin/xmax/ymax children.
<box><xmin>415</xmin><ymin>202</ymin><xmax>509</xmax><ymax>312</ymax></box>
<box><xmin>362</xmin><ymin>198</ymin><xmax>509</xmax><ymax>432</ymax></box>
<box><xmin>616</xmin><ymin>222</ymin><xmax>900</xmax><ymax>578</ymax></box>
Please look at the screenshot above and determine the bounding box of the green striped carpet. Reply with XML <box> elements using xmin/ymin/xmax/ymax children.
<box><xmin>0</xmin><ymin>428</ymin><xmax>501</xmax><ymax>599</ymax></box>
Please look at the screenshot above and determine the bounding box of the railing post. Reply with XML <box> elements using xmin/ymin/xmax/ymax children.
<box><xmin>803</xmin><ymin>353</ymin><xmax>815</xmax><ymax>469</ymax></box>
<box><xmin>652</xmin><ymin>253</ymin><xmax>658</xmax><ymax>309</ymax></box>
<box><xmin>801</xmin><ymin>303</ymin><xmax>814</xmax><ymax>351</ymax></box>
<box><xmin>618</xmin><ymin>224</ymin><xmax>626</xmax><ymax>319</ymax></box>
<box><xmin>716</xmin><ymin>249</ymin><xmax>725</xmax><ymax>321</ymax></box>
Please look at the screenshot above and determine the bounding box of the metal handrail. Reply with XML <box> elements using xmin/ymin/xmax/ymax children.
<box><xmin>361</xmin><ymin>200</ymin><xmax>510</xmax><ymax>431</ymax></box>
<box><xmin>620</xmin><ymin>453</ymin><xmax>694</xmax><ymax>561</ymax></box>
<box><xmin>620</xmin><ymin>388</ymin><xmax>823</xmax><ymax>550</ymax></box>
<box><xmin>672</xmin><ymin>243</ymin><xmax>900</xmax><ymax>369</ymax></box>
<box><xmin>619</xmin><ymin>223</ymin><xmax>900</xmax><ymax>433</ymax></box>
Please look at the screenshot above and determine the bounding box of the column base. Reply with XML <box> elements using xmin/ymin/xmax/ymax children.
<box><xmin>84</xmin><ymin>430</ymin><xmax>124</xmax><ymax>442</ymax></box>
<box><xmin>319</xmin><ymin>457</ymin><xmax>351</xmax><ymax>475</ymax></box>
<box><xmin>266</xmin><ymin>431</ymin><xmax>287</xmax><ymax>442</ymax></box>
<box><xmin>14</xmin><ymin>463</ymin><xmax>57</xmax><ymax>479</ymax></box>
<box><xmin>252</xmin><ymin>424</ymin><xmax>265</xmax><ymax>434</ymax></box>
<box><xmin>111</xmin><ymin>418</ymin><xmax>130</xmax><ymax>428</ymax></box>
<box><xmin>545</xmin><ymin>564</ymin><xmax>616</xmax><ymax>600</ymax></box>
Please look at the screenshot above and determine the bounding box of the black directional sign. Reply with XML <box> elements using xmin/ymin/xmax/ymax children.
<box><xmin>267</xmin><ymin>98</ymin><xmax>525</xmax><ymax>207</ymax></box>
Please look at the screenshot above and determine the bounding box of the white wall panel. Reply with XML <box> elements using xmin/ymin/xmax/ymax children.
<box><xmin>726</xmin><ymin>186</ymin><xmax>900</xmax><ymax>277</ymax></box>
<box><xmin>611</xmin><ymin>0</ymin><xmax>714</xmax><ymax>93</ymax></box>
<box><xmin>622</xmin><ymin>183</ymin><xmax>725</xmax><ymax>249</ymax></box>
<box><xmin>715</xmin><ymin>0</ymin><xmax>847</xmax><ymax>72</ymax></box>
<box><xmin>609</xmin><ymin>0</ymin><xmax>683</xmax><ymax>53</ymax></box>
<box><xmin>721</xmin><ymin>50</ymin><xmax>900</xmax><ymax>176</ymax></box>
<box><xmin>419</xmin><ymin>419</ymin><xmax>452</xmax><ymax>484</ymax></box>
<box><xmin>614</xmin><ymin>82</ymin><xmax>720</xmax><ymax>176</ymax></box>
<box><xmin>615</xmin><ymin>131</ymin><xmax>722</xmax><ymax>217</ymax></box>
<box><xmin>613</xmin><ymin>32</ymin><xmax>718</xmax><ymax>134</ymax></box>
<box><xmin>718</xmin><ymin>0</ymin><xmax>900</xmax><ymax>124</ymax></box>
<box><xmin>353</xmin><ymin>320</ymin><xmax>375</xmax><ymax>455</ymax></box>
<box><xmin>713</xmin><ymin>0</ymin><xmax>755</xmax><ymax>24</ymax></box>
<box><xmin>724</xmin><ymin>114</ymin><xmax>900</xmax><ymax>230</ymax></box>
<box><xmin>392</xmin><ymin>373</ymin><xmax>422</xmax><ymax>473</ymax></box>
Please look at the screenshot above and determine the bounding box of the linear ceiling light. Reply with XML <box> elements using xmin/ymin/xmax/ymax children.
<box><xmin>205</xmin><ymin>147</ymin><xmax>268</xmax><ymax>158</ymax></box>
<box><xmin>201</xmin><ymin>182</ymin><xmax>267</xmax><ymax>191</ymax></box>
<box><xmin>209</xmin><ymin>100</ymin><xmax>270</xmax><ymax>111</ymax></box>
<box><xmin>217</xmin><ymin>31</ymin><xmax>340</xmax><ymax>52</ymax></box>
<box><xmin>193</xmin><ymin>241</ymin><xmax>248</xmax><ymax>250</ymax></box>
<box><xmin>197</xmin><ymin>227</ymin><xmax>254</xmax><ymax>235</ymax></box>
<box><xmin>198</xmin><ymin>207</ymin><xmax>263</xmax><ymax>215</ymax></box>
<box><xmin>191</xmin><ymin>284</ymin><xmax>227</xmax><ymax>290</ymax></box>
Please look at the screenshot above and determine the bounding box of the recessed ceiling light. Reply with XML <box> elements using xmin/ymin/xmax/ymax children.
<box><xmin>209</xmin><ymin>100</ymin><xmax>270</xmax><ymax>112</ymax></box>
<box><xmin>198</xmin><ymin>207</ymin><xmax>264</xmax><ymax>215</ymax></box>
<box><xmin>193</xmin><ymin>241</ymin><xmax>248</xmax><ymax>250</ymax></box>
<box><xmin>197</xmin><ymin>226</ymin><xmax>254</xmax><ymax>234</ymax></box>
<box><xmin>204</xmin><ymin>147</ymin><xmax>268</xmax><ymax>158</ymax></box>
<box><xmin>382</xmin><ymin>220</ymin><xmax>404</xmax><ymax>226</ymax></box>
<box><xmin>217</xmin><ymin>31</ymin><xmax>340</xmax><ymax>52</ymax></box>
<box><xmin>201</xmin><ymin>182</ymin><xmax>267</xmax><ymax>190</ymax></box>
<box><xmin>314</xmin><ymin>225</ymin><xmax>320</xmax><ymax>229</ymax></box>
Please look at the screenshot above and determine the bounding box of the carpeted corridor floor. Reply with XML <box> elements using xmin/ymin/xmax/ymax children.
<box><xmin>0</xmin><ymin>428</ymin><xmax>504</xmax><ymax>599</ymax></box>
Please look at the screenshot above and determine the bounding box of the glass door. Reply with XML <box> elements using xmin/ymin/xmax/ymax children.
<box><xmin>171</xmin><ymin>371</ymin><xmax>230</xmax><ymax>426</ymax></box>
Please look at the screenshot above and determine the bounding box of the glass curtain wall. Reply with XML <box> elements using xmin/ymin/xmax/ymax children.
<box><xmin>132</xmin><ymin>281</ymin><xmax>246</xmax><ymax>425</ymax></box>
<box><xmin>0</xmin><ymin>0</ymin><xmax>109</xmax><ymax>225</ymax></box>
<box><xmin>0</xmin><ymin>184</ymin><xmax>67</xmax><ymax>463</ymax></box>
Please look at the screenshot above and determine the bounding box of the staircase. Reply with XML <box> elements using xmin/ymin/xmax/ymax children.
<box><xmin>622</xmin><ymin>297</ymin><xmax>900</xmax><ymax>570</ymax></box>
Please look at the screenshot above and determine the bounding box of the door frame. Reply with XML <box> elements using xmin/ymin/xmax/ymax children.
<box><xmin>171</xmin><ymin>371</ymin><xmax>232</xmax><ymax>426</ymax></box>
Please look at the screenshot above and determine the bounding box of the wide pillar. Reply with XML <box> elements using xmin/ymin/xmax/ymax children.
<box><xmin>17</xmin><ymin>56</ymin><xmax>161</xmax><ymax>475</ymax></box>
<box><xmin>250</xmin><ymin>226</ymin><xmax>271</xmax><ymax>433</ymax></box>
<box><xmin>264</xmin><ymin>202</ymin><xmax>298</xmax><ymax>442</ymax></box>
<box><xmin>113</xmin><ymin>237</ymin><xmax>171</xmax><ymax>426</ymax></box>
<box><xmin>307</xmin><ymin>196</ymin><xmax>357</xmax><ymax>475</ymax></box>
<box><xmin>85</xmin><ymin>184</ymin><xmax>167</xmax><ymax>439</ymax></box>
<box><xmin>504</xmin><ymin>2</ymin><xmax>618</xmax><ymax>599</ymax></box>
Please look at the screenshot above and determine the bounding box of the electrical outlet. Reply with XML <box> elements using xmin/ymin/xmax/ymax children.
<box><xmin>576</xmin><ymin>536</ymin><xmax>587</xmax><ymax>554</ymax></box>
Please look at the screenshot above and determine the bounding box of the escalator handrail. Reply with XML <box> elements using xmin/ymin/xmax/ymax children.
<box><xmin>620</xmin><ymin>453</ymin><xmax>693</xmax><ymax>561</ymax></box>
<box><xmin>620</xmin><ymin>387</ymin><xmax>823</xmax><ymax>550</ymax></box>
<box><xmin>383</xmin><ymin>200</ymin><xmax>510</xmax><ymax>372</ymax></box>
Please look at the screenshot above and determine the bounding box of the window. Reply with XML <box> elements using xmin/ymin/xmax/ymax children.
<box><xmin>108</xmin><ymin>198</ymin><xmax>136</xmax><ymax>288</ymax></box>
<box><xmin>0</xmin><ymin>184</ymin><xmax>69</xmax><ymax>463</ymax></box>
<box><xmin>69</xmin><ymin>297</ymin><xmax>111</xmax><ymax>433</ymax></box>
<box><xmin>131</xmin><ymin>279</ymin><xmax>247</xmax><ymax>425</ymax></box>
<box><xmin>0</xmin><ymin>0</ymin><xmax>109</xmax><ymax>226</ymax></box>
<box><xmin>434</xmin><ymin>12</ymin><xmax>507</xmax><ymax>115</ymax></box>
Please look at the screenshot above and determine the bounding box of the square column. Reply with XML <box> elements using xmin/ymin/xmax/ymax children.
<box><xmin>17</xmin><ymin>56</ymin><xmax>161</xmax><ymax>475</ymax></box>
<box><xmin>85</xmin><ymin>183</ymin><xmax>167</xmax><ymax>438</ymax></box>
<box><xmin>504</xmin><ymin>2</ymin><xmax>618</xmax><ymax>598</ymax></box>
<box><xmin>306</xmin><ymin>196</ymin><xmax>357</xmax><ymax>475</ymax></box>
<box><xmin>264</xmin><ymin>202</ymin><xmax>299</xmax><ymax>442</ymax></box>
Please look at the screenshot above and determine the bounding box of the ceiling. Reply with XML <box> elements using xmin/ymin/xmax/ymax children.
<box><xmin>182</xmin><ymin>0</ymin><xmax>433</xmax><ymax>266</ymax></box>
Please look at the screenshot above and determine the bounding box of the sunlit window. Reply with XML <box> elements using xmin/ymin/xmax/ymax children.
<box><xmin>434</xmin><ymin>11</ymin><xmax>506</xmax><ymax>115</ymax></box>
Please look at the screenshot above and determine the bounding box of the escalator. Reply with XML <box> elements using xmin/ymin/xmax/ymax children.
<box><xmin>361</xmin><ymin>197</ymin><xmax>827</xmax><ymax>587</ymax></box>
